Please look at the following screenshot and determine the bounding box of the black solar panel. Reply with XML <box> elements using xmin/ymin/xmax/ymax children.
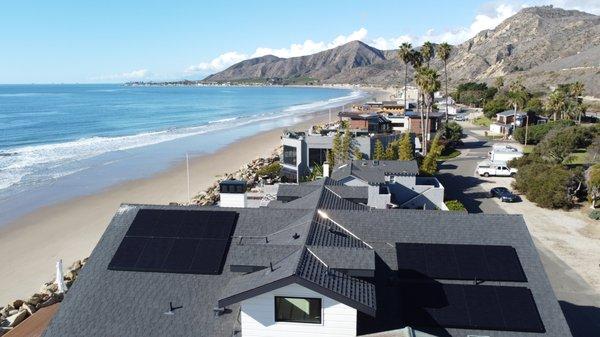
<box><xmin>396</xmin><ymin>243</ymin><xmax>526</xmax><ymax>282</ymax></box>
<box><xmin>399</xmin><ymin>283</ymin><xmax>545</xmax><ymax>333</ymax></box>
<box><xmin>108</xmin><ymin>209</ymin><xmax>237</xmax><ymax>275</ymax></box>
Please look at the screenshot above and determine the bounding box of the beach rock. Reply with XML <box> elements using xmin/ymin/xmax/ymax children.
<box><xmin>11</xmin><ymin>300</ymin><xmax>23</xmax><ymax>310</ymax></box>
<box><xmin>70</xmin><ymin>260</ymin><xmax>83</xmax><ymax>271</ymax></box>
<box><xmin>20</xmin><ymin>303</ymin><xmax>35</xmax><ymax>315</ymax></box>
<box><xmin>7</xmin><ymin>310</ymin><xmax>17</xmax><ymax>317</ymax></box>
<box><xmin>26</xmin><ymin>294</ymin><xmax>44</xmax><ymax>306</ymax></box>
<box><xmin>38</xmin><ymin>293</ymin><xmax>62</xmax><ymax>309</ymax></box>
<box><xmin>65</xmin><ymin>270</ymin><xmax>77</xmax><ymax>281</ymax></box>
<box><xmin>5</xmin><ymin>310</ymin><xmax>27</xmax><ymax>327</ymax></box>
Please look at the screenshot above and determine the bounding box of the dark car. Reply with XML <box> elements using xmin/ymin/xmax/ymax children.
<box><xmin>490</xmin><ymin>187</ymin><xmax>520</xmax><ymax>202</ymax></box>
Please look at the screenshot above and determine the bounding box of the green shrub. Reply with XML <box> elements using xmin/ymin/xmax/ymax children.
<box><xmin>513</xmin><ymin>120</ymin><xmax>575</xmax><ymax>145</ymax></box>
<box><xmin>256</xmin><ymin>162</ymin><xmax>281</xmax><ymax>178</ymax></box>
<box><xmin>445</xmin><ymin>200</ymin><xmax>467</xmax><ymax>211</ymax></box>
<box><xmin>512</xmin><ymin>159</ymin><xmax>582</xmax><ymax>209</ymax></box>
<box><xmin>589</xmin><ymin>210</ymin><xmax>600</xmax><ymax>220</ymax></box>
<box><xmin>442</xmin><ymin>121</ymin><xmax>463</xmax><ymax>144</ymax></box>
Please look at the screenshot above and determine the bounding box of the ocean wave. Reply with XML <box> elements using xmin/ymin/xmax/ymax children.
<box><xmin>0</xmin><ymin>89</ymin><xmax>365</xmax><ymax>191</ymax></box>
<box><xmin>283</xmin><ymin>90</ymin><xmax>364</xmax><ymax>113</ymax></box>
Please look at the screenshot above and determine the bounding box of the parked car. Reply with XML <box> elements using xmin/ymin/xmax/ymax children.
<box><xmin>490</xmin><ymin>187</ymin><xmax>520</xmax><ymax>202</ymax></box>
<box><xmin>476</xmin><ymin>161</ymin><xmax>518</xmax><ymax>177</ymax></box>
<box><xmin>454</xmin><ymin>114</ymin><xmax>467</xmax><ymax>121</ymax></box>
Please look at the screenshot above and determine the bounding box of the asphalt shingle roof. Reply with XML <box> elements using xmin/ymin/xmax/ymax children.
<box><xmin>44</xmin><ymin>185</ymin><xmax>571</xmax><ymax>337</ymax></box>
<box><xmin>331</xmin><ymin>160</ymin><xmax>419</xmax><ymax>184</ymax></box>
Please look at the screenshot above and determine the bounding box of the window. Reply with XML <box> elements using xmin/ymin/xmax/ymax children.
<box><xmin>274</xmin><ymin>296</ymin><xmax>321</xmax><ymax>324</ymax></box>
<box><xmin>283</xmin><ymin>145</ymin><xmax>297</xmax><ymax>166</ymax></box>
<box><xmin>308</xmin><ymin>148</ymin><xmax>327</xmax><ymax>167</ymax></box>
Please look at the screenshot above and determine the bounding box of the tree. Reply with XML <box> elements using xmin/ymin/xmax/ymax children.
<box><xmin>494</xmin><ymin>76</ymin><xmax>504</xmax><ymax>90</ymax></box>
<box><xmin>421</xmin><ymin>41</ymin><xmax>434</xmax><ymax>67</ymax></box>
<box><xmin>436</xmin><ymin>42</ymin><xmax>452</xmax><ymax>122</ymax></box>
<box><xmin>340</xmin><ymin>129</ymin><xmax>352</xmax><ymax>162</ymax></box>
<box><xmin>398</xmin><ymin>42</ymin><xmax>413</xmax><ymax>111</ymax></box>
<box><xmin>443</xmin><ymin>121</ymin><xmax>463</xmax><ymax>144</ymax></box>
<box><xmin>546</xmin><ymin>89</ymin><xmax>566</xmax><ymax>121</ymax></box>
<box><xmin>588</xmin><ymin>136</ymin><xmax>600</xmax><ymax>164</ymax></box>
<box><xmin>535</xmin><ymin>128</ymin><xmax>578</xmax><ymax>163</ymax></box>
<box><xmin>326</xmin><ymin>149</ymin><xmax>335</xmax><ymax>168</ymax></box>
<box><xmin>415</xmin><ymin>67</ymin><xmax>441</xmax><ymax>155</ymax></box>
<box><xmin>373</xmin><ymin>139</ymin><xmax>385</xmax><ymax>160</ymax></box>
<box><xmin>420</xmin><ymin>133</ymin><xmax>443</xmax><ymax>175</ymax></box>
<box><xmin>385</xmin><ymin>142</ymin><xmax>397</xmax><ymax>160</ymax></box>
<box><xmin>332</xmin><ymin>131</ymin><xmax>343</xmax><ymax>164</ymax></box>
<box><xmin>353</xmin><ymin>146</ymin><xmax>363</xmax><ymax>160</ymax></box>
<box><xmin>587</xmin><ymin>164</ymin><xmax>600</xmax><ymax>208</ymax></box>
<box><xmin>398</xmin><ymin>132</ymin><xmax>415</xmax><ymax>160</ymax></box>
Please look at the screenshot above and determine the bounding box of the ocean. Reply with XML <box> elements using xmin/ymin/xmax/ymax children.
<box><xmin>0</xmin><ymin>84</ymin><xmax>365</xmax><ymax>224</ymax></box>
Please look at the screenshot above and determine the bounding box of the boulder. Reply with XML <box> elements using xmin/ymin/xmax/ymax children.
<box><xmin>37</xmin><ymin>293</ymin><xmax>62</xmax><ymax>309</ymax></box>
<box><xmin>11</xmin><ymin>300</ymin><xmax>23</xmax><ymax>310</ymax></box>
<box><xmin>20</xmin><ymin>303</ymin><xmax>35</xmax><ymax>315</ymax></box>
<box><xmin>5</xmin><ymin>310</ymin><xmax>27</xmax><ymax>327</ymax></box>
<box><xmin>7</xmin><ymin>310</ymin><xmax>17</xmax><ymax>316</ymax></box>
<box><xmin>70</xmin><ymin>260</ymin><xmax>83</xmax><ymax>271</ymax></box>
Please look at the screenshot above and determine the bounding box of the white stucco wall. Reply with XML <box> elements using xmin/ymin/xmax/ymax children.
<box><xmin>240</xmin><ymin>283</ymin><xmax>357</xmax><ymax>337</ymax></box>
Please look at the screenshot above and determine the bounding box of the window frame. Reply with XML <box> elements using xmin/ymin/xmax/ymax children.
<box><xmin>273</xmin><ymin>296</ymin><xmax>322</xmax><ymax>324</ymax></box>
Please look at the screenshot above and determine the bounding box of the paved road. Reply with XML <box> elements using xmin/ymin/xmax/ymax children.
<box><xmin>437</xmin><ymin>125</ymin><xmax>600</xmax><ymax>337</ymax></box>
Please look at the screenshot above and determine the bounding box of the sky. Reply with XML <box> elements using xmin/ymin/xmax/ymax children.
<box><xmin>0</xmin><ymin>0</ymin><xmax>598</xmax><ymax>84</ymax></box>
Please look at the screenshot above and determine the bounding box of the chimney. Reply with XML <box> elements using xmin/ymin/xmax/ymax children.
<box><xmin>219</xmin><ymin>179</ymin><xmax>247</xmax><ymax>208</ymax></box>
<box><xmin>323</xmin><ymin>161</ymin><xmax>330</xmax><ymax>178</ymax></box>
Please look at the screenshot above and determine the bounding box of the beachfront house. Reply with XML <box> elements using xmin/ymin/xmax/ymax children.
<box><xmin>329</xmin><ymin>160</ymin><xmax>446</xmax><ymax>210</ymax></box>
<box><xmin>43</xmin><ymin>187</ymin><xmax>572</xmax><ymax>337</ymax></box>
<box><xmin>280</xmin><ymin>128</ymin><xmax>398</xmax><ymax>183</ymax></box>
<box><xmin>337</xmin><ymin>112</ymin><xmax>392</xmax><ymax>133</ymax></box>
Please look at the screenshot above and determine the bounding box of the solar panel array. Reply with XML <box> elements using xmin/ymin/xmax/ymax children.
<box><xmin>395</xmin><ymin>243</ymin><xmax>526</xmax><ymax>282</ymax></box>
<box><xmin>108</xmin><ymin>209</ymin><xmax>237</xmax><ymax>274</ymax></box>
<box><xmin>398</xmin><ymin>283</ymin><xmax>545</xmax><ymax>333</ymax></box>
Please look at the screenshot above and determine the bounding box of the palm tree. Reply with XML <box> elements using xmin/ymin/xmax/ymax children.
<box><xmin>546</xmin><ymin>90</ymin><xmax>566</xmax><ymax>122</ymax></box>
<box><xmin>507</xmin><ymin>81</ymin><xmax>528</xmax><ymax>138</ymax></box>
<box><xmin>570</xmin><ymin>81</ymin><xmax>585</xmax><ymax>123</ymax></box>
<box><xmin>415</xmin><ymin>67</ymin><xmax>441</xmax><ymax>155</ymax></box>
<box><xmin>421</xmin><ymin>41</ymin><xmax>434</xmax><ymax>67</ymax></box>
<box><xmin>398</xmin><ymin>43</ymin><xmax>413</xmax><ymax>111</ymax></box>
<box><xmin>436</xmin><ymin>42</ymin><xmax>452</xmax><ymax>122</ymax></box>
<box><xmin>410</xmin><ymin>50</ymin><xmax>425</xmax><ymax>141</ymax></box>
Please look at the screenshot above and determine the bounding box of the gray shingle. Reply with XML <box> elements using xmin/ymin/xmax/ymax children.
<box><xmin>331</xmin><ymin>160</ymin><xmax>419</xmax><ymax>184</ymax></box>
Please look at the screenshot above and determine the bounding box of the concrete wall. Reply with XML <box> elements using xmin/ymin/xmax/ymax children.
<box><xmin>240</xmin><ymin>283</ymin><xmax>357</xmax><ymax>337</ymax></box>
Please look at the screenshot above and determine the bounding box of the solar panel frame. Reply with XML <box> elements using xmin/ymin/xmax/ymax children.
<box><xmin>108</xmin><ymin>209</ymin><xmax>238</xmax><ymax>275</ymax></box>
<box><xmin>395</xmin><ymin>243</ymin><xmax>527</xmax><ymax>282</ymax></box>
<box><xmin>398</xmin><ymin>283</ymin><xmax>545</xmax><ymax>333</ymax></box>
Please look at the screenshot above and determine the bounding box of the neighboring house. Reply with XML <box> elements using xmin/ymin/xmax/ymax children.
<box><xmin>330</xmin><ymin>160</ymin><xmax>446</xmax><ymax>210</ymax></box>
<box><xmin>404</xmin><ymin>111</ymin><xmax>443</xmax><ymax>139</ymax></box>
<box><xmin>338</xmin><ymin>112</ymin><xmax>392</xmax><ymax>133</ymax></box>
<box><xmin>490</xmin><ymin>110</ymin><xmax>527</xmax><ymax>134</ymax></box>
<box><xmin>281</xmin><ymin>129</ymin><xmax>398</xmax><ymax>182</ymax></box>
<box><xmin>397</xmin><ymin>85</ymin><xmax>420</xmax><ymax>101</ymax></box>
<box><xmin>43</xmin><ymin>189</ymin><xmax>572</xmax><ymax>337</ymax></box>
<box><xmin>381</xmin><ymin>101</ymin><xmax>404</xmax><ymax>113</ymax></box>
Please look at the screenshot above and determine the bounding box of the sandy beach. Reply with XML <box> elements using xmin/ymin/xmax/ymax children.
<box><xmin>0</xmin><ymin>87</ymin><xmax>393</xmax><ymax>305</ymax></box>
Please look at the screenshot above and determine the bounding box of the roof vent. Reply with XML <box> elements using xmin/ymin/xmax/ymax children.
<box><xmin>373</xmin><ymin>160</ymin><xmax>379</xmax><ymax>166</ymax></box>
<box><xmin>213</xmin><ymin>307</ymin><xmax>228</xmax><ymax>317</ymax></box>
<box><xmin>164</xmin><ymin>302</ymin><xmax>183</xmax><ymax>315</ymax></box>
<box><xmin>292</xmin><ymin>232</ymin><xmax>300</xmax><ymax>240</ymax></box>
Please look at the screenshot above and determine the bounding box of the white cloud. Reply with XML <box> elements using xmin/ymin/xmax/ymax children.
<box><xmin>186</xmin><ymin>52</ymin><xmax>247</xmax><ymax>73</ymax></box>
<box><xmin>186</xmin><ymin>28</ymin><xmax>369</xmax><ymax>74</ymax></box>
<box><xmin>91</xmin><ymin>69</ymin><xmax>150</xmax><ymax>81</ymax></box>
<box><xmin>185</xmin><ymin>0</ymin><xmax>599</xmax><ymax>76</ymax></box>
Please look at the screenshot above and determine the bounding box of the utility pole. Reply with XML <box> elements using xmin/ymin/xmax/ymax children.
<box><xmin>186</xmin><ymin>153</ymin><xmax>190</xmax><ymax>204</ymax></box>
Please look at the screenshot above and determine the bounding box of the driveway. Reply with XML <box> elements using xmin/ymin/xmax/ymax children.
<box><xmin>437</xmin><ymin>122</ymin><xmax>600</xmax><ymax>337</ymax></box>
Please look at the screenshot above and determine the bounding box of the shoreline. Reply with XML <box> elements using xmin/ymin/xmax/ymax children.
<box><xmin>0</xmin><ymin>87</ymin><xmax>392</xmax><ymax>304</ymax></box>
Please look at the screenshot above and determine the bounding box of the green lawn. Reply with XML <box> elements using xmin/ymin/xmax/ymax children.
<box><xmin>567</xmin><ymin>149</ymin><xmax>589</xmax><ymax>165</ymax></box>
<box><xmin>438</xmin><ymin>148</ymin><xmax>461</xmax><ymax>161</ymax></box>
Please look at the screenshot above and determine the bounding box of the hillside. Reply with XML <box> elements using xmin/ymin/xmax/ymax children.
<box><xmin>203</xmin><ymin>6</ymin><xmax>600</xmax><ymax>96</ymax></box>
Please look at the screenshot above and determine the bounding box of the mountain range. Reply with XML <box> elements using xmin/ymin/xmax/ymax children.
<box><xmin>203</xmin><ymin>6</ymin><xmax>600</xmax><ymax>97</ymax></box>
